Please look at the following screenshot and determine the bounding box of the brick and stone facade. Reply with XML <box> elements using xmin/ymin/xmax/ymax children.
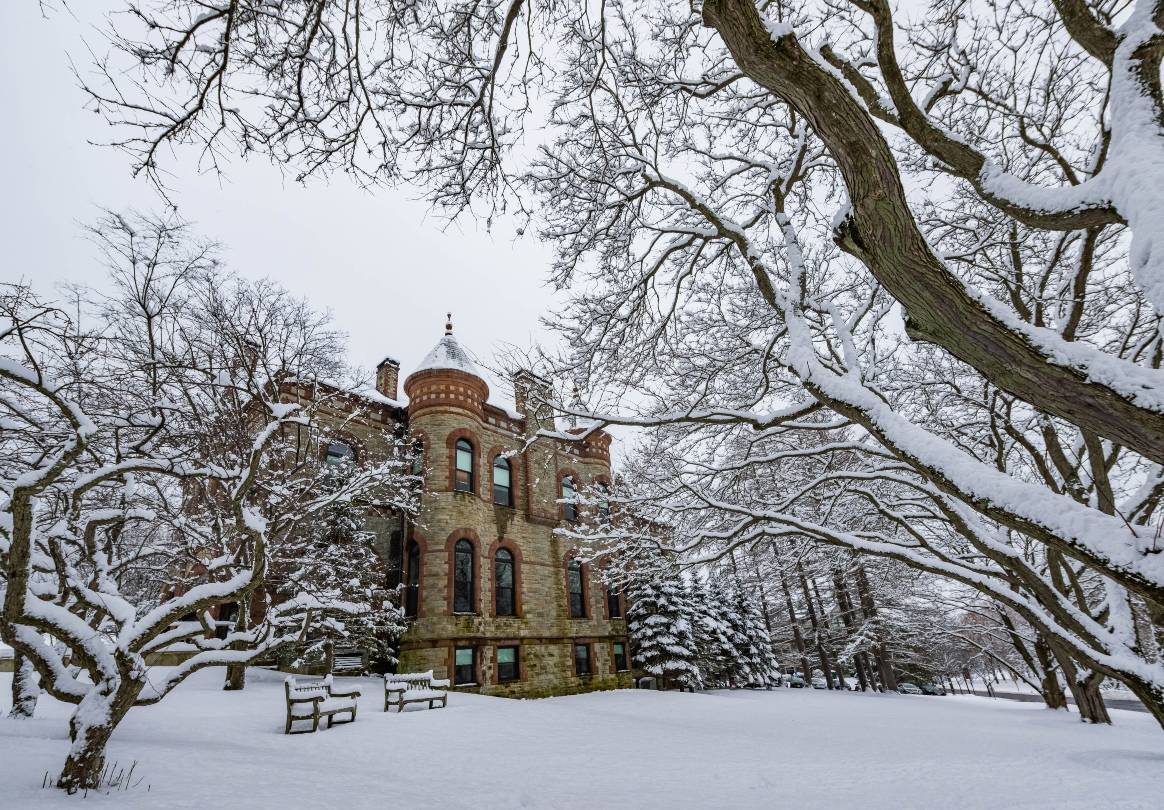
<box><xmin>316</xmin><ymin>320</ymin><xmax>632</xmax><ymax>697</ymax></box>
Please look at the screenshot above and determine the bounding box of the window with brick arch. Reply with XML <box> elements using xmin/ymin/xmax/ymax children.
<box><xmin>454</xmin><ymin>438</ymin><xmax>474</xmax><ymax>493</ymax></box>
<box><xmin>492</xmin><ymin>456</ymin><xmax>512</xmax><ymax>506</ymax></box>
<box><xmin>561</xmin><ymin>475</ymin><xmax>578</xmax><ymax>521</ymax></box>
<box><xmin>567</xmin><ymin>559</ymin><xmax>586</xmax><ymax>618</ymax></box>
<box><xmin>404</xmin><ymin>540</ymin><xmax>420</xmax><ymax>618</ymax></box>
<box><xmin>453</xmin><ymin>539</ymin><xmax>475</xmax><ymax>614</ymax></box>
<box><xmin>494</xmin><ymin>548</ymin><xmax>516</xmax><ymax>616</ymax></box>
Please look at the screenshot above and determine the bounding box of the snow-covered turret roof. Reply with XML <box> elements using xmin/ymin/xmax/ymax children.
<box><xmin>412</xmin><ymin>314</ymin><xmax>484</xmax><ymax>378</ymax></box>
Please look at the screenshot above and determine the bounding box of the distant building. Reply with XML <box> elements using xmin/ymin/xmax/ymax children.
<box><xmin>308</xmin><ymin>317</ymin><xmax>631</xmax><ymax>697</ymax></box>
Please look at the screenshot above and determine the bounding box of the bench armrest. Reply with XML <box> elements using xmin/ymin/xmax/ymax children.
<box><xmin>328</xmin><ymin>686</ymin><xmax>362</xmax><ymax>698</ymax></box>
<box><xmin>288</xmin><ymin>694</ymin><xmax>324</xmax><ymax>705</ymax></box>
<box><xmin>429</xmin><ymin>678</ymin><xmax>451</xmax><ymax>689</ymax></box>
<box><xmin>384</xmin><ymin>682</ymin><xmax>408</xmax><ymax>693</ymax></box>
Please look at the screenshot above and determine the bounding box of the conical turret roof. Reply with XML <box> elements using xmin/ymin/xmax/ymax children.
<box><xmin>412</xmin><ymin>313</ymin><xmax>484</xmax><ymax>378</ymax></box>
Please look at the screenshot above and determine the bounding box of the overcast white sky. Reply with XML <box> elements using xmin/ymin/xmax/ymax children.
<box><xmin>0</xmin><ymin>2</ymin><xmax>563</xmax><ymax>410</ymax></box>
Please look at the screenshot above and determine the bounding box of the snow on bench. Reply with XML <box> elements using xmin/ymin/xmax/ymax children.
<box><xmin>332</xmin><ymin>650</ymin><xmax>365</xmax><ymax>675</ymax></box>
<box><xmin>284</xmin><ymin>675</ymin><xmax>361</xmax><ymax>734</ymax></box>
<box><xmin>383</xmin><ymin>671</ymin><xmax>450</xmax><ymax>713</ymax></box>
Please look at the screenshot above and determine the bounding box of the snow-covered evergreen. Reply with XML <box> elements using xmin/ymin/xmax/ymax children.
<box><xmin>625</xmin><ymin>563</ymin><xmax>702</xmax><ymax>691</ymax></box>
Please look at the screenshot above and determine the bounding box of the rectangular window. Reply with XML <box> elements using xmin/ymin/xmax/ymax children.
<box><xmin>606</xmin><ymin>588</ymin><xmax>622</xmax><ymax>618</ymax></box>
<box><xmin>574</xmin><ymin>643</ymin><xmax>591</xmax><ymax>676</ymax></box>
<box><xmin>497</xmin><ymin>646</ymin><xmax>519</xmax><ymax>683</ymax></box>
<box><xmin>613</xmin><ymin>642</ymin><xmax>628</xmax><ymax>672</ymax></box>
<box><xmin>568</xmin><ymin>563</ymin><xmax>585</xmax><ymax>618</ymax></box>
<box><xmin>454</xmin><ymin>646</ymin><xmax>476</xmax><ymax>685</ymax></box>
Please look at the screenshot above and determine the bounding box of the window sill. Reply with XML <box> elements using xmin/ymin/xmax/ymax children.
<box><xmin>455</xmin><ymin>682</ymin><xmax>479</xmax><ymax>688</ymax></box>
<box><xmin>452</xmin><ymin>612</ymin><xmax>479</xmax><ymax>617</ymax></box>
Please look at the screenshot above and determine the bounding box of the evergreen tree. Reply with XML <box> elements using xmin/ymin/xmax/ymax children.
<box><xmin>626</xmin><ymin>563</ymin><xmax>702</xmax><ymax>691</ymax></box>
<box><xmin>687</xmin><ymin>576</ymin><xmax>737</xmax><ymax>688</ymax></box>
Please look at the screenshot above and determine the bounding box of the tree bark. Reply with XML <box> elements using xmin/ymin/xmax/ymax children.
<box><xmin>855</xmin><ymin>564</ymin><xmax>897</xmax><ymax>690</ymax></box>
<box><xmin>779</xmin><ymin>569</ymin><xmax>813</xmax><ymax>682</ymax></box>
<box><xmin>57</xmin><ymin>683</ymin><xmax>140</xmax><ymax>792</ymax></box>
<box><xmin>798</xmin><ymin>570</ymin><xmax>837</xmax><ymax>688</ymax></box>
<box><xmin>1035</xmin><ymin>638</ymin><xmax>1069</xmax><ymax>710</ymax></box>
<box><xmin>8</xmin><ymin>651</ymin><xmax>39</xmax><ymax>719</ymax></box>
<box><xmin>223</xmin><ymin>600</ymin><xmax>249</xmax><ymax>691</ymax></box>
<box><xmin>1054</xmin><ymin>648</ymin><xmax>1111</xmax><ymax>724</ymax></box>
<box><xmin>701</xmin><ymin>0</ymin><xmax>1164</xmax><ymax>468</ymax></box>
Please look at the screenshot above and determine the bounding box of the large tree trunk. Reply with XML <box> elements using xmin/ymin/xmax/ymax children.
<box><xmin>1034</xmin><ymin>638</ymin><xmax>1069</xmax><ymax>710</ymax></box>
<box><xmin>8</xmin><ymin>651</ymin><xmax>39</xmax><ymax>719</ymax></box>
<box><xmin>57</xmin><ymin>683</ymin><xmax>139</xmax><ymax>792</ymax></box>
<box><xmin>1054</xmin><ymin>649</ymin><xmax>1111</xmax><ymax>725</ymax></box>
<box><xmin>223</xmin><ymin>601</ymin><xmax>249</xmax><ymax>691</ymax></box>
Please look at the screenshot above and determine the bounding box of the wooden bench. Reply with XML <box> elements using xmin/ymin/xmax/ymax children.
<box><xmin>284</xmin><ymin>675</ymin><xmax>361</xmax><ymax>734</ymax></box>
<box><xmin>332</xmin><ymin>649</ymin><xmax>366</xmax><ymax>676</ymax></box>
<box><xmin>383</xmin><ymin>671</ymin><xmax>450</xmax><ymax>713</ymax></box>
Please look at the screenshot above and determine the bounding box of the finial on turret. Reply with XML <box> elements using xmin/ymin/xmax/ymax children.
<box><xmin>445</xmin><ymin>312</ymin><xmax>453</xmax><ymax>335</ymax></box>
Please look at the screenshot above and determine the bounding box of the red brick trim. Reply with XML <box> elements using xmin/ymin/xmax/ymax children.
<box><xmin>316</xmin><ymin>429</ymin><xmax>365</xmax><ymax>465</ymax></box>
<box><xmin>446</xmin><ymin>528</ymin><xmax>482</xmax><ymax>615</ymax></box>
<box><xmin>485</xmin><ymin>444</ymin><xmax>519</xmax><ymax>509</ymax></box>
<box><xmin>446</xmin><ymin>428</ymin><xmax>482</xmax><ymax>497</ymax></box>
<box><xmin>563</xmin><ymin>548</ymin><xmax>590</xmax><ymax>620</ymax></box>
<box><xmin>487</xmin><ymin>537</ymin><xmax>523</xmax><ymax>618</ymax></box>
<box><xmin>403</xmin><ymin>530</ymin><xmax>429</xmax><ymax>619</ymax></box>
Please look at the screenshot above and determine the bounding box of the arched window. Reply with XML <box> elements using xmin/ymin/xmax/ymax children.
<box><xmin>453</xmin><ymin>539</ymin><xmax>475</xmax><ymax>613</ymax></box>
<box><xmin>561</xmin><ymin>475</ymin><xmax>578</xmax><ymax>522</ymax></box>
<box><xmin>325</xmin><ymin>440</ymin><xmax>355</xmax><ymax>466</ymax></box>
<box><xmin>404</xmin><ymin>540</ymin><xmax>420</xmax><ymax>618</ymax></box>
<box><xmin>454</xmin><ymin>439</ymin><xmax>474</xmax><ymax>493</ymax></box>
<box><xmin>494</xmin><ymin>548</ymin><xmax>516</xmax><ymax>616</ymax></box>
<box><xmin>493</xmin><ymin>456</ymin><xmax>512</xmax><ymax>506</ymax></box>
<box><xmin>567</xmin><ymin>559</ymin><xmax>586</xmax><ymax>618</ymax></box>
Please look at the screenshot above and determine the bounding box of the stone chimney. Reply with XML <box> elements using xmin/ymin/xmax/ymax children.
<box><xmin>512</xmin><ymin>368</ymin><xmax>553</xmax><ymax>432</ymax></box>
<box><xmin>376</xmin><ymin>356</ymin><xmax>400</xmax><ymax>400</ymax></box>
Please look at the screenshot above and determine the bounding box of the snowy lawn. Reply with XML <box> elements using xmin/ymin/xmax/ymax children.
<box><xmin>2</xmin><ymin>668</ymin><xmax>1163</xmax><ymax>809</ymax></box>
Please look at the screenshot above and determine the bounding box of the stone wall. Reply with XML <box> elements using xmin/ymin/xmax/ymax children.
<box><xmin>397</xmin><ymin>370</ymin><xmax>630</xmax><ymax>697</ymax></box>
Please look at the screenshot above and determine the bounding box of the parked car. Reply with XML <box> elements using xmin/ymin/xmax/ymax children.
<box><xmin>811</xmin><ymin>677</ymin><xmax>828</xmax><ymax>689</ymax></box>
<box><xmin>897</xmin><ymin>682</ymin><xmax>923</xmax><ymax>695</ymax></box>
<box><xmin>788</xmin><ymin>673</ymin><xmax>805</xmax><ymax>688</ymax></box>
<box><xmin>919</xmin><ymin>682</ymin><xmax>947</xmax><ymax>696</ymax></box>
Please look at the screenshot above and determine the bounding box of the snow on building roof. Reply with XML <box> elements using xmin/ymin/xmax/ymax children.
<box><xmin>412</xmin><ymin>314</ymin><xmax>484</xmax><ymax>379</ymax></box>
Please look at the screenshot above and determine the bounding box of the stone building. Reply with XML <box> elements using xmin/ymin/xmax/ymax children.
<box><xmin>316</xmin><ymin>318</ymin><xmax>633</xmax><ymax>697</ymax></box>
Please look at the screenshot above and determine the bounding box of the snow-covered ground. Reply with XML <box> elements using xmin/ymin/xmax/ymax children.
<box><xmin>2</xmin><ymin>668</ymin><xmax>1163</xmax><ymax>809</ymax></box>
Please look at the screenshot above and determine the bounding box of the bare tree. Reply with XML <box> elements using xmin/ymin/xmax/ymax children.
<box><xmin>0</xmin><ymin>213</ymin><xmax>415</xmax><ymax>791</ymax></box>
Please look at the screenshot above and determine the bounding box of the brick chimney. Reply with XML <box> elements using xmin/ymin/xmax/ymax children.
<box><xmin>512</xmin><ymin>368</ymin><xmax>553</xmax><ymax>432</ymax></box>
<box><xmin>376</xmin><ymin>356</ymin><xmax>400</xmax><ymax>400</ymax></box>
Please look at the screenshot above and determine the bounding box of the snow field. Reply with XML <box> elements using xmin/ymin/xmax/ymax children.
<box><xmin>2</xmin><ymin>667</ymin><xmax>1163</xmax><ymax>809</ymax></box>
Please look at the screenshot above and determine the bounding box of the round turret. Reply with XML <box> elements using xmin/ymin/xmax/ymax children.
<box><xmin>403</xmin><ymin>314</ymin><xmax>489</xmax><ymax>419</ymax></box>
